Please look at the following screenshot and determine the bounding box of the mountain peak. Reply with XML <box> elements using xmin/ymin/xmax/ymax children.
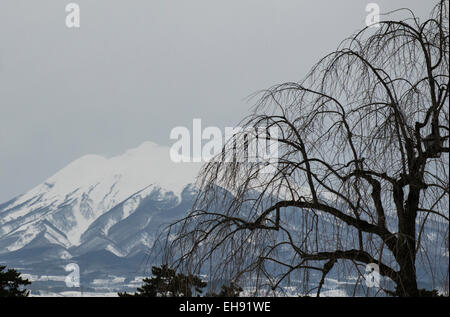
<box><xmin>0</xmin><ymin>141</ymin><xmax>202</xmax><ymax>248</ymax></box>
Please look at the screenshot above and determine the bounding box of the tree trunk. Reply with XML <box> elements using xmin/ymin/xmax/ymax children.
<box><xmin>395</xmin><ymin>186</ymin><xmax>420</xmax><ymax>297</ymax></box>
<box><xmin>396</xmin><ymin>242</ymin><xmax>418</xmax><ymax>296</ymax></box>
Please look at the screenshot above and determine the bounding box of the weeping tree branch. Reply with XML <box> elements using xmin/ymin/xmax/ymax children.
<box><xmin>162</xmin><ymin>1</ymin><xmax>449</xmax><ymax>297</ymax></box>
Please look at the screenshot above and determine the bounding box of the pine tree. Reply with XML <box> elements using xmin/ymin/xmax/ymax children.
<box><xmin>208</xmin><ymin>283</ymin><xmax>243</xmax><ymax>297</ymax></box>
<box><xmin>118</xmin><ymin>264</ymin><xmax>206</xmax><ymax>297</ymax></box>
<box><xmin>0</xmin><ymin>266</ymin><xmax>31</xmax><ymax>297</ymax></box>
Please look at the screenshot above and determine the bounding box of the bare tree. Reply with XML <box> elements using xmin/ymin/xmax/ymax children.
<box><xmin>164</xmin><ymin>1</ymin><xmax>449</xmax><ymax>297</ymax></box>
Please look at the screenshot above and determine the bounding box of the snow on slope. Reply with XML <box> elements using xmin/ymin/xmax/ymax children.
<box><xmin>0</xmin><ymin>141</ymin><xmax>201</xmax><ymax>247</ymax></box>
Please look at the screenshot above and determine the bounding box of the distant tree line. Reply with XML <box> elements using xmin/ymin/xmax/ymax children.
<box><xmin>118</xmin><ymin>264</ymin><xmax>242</xmax><ymax>297</ymax></box>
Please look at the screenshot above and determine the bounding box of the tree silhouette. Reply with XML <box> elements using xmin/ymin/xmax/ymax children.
<box><xmin>164</xmin><ymin>1</ymin><xmax>449</xmax><ymax>297</ymax></box>
<box><xmin>0</xmin><ymin>266</ymin><xmax>31</xmax><ymax>297</ymax></box>
<box><xmin>118</xmin><ymin>265</ymin><xmax>206</xmax><ymax>297</ymax></box>
<box><xmin>207</xmin><ymin>283</ymin><xmax>243</xmax><ymax>297</ymax></box>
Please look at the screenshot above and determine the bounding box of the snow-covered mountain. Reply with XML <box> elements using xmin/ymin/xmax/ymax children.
<box><xmin>0</xmin><ymin>141</ymin><xmax>447</xmax><ymax>296</ymax></box>
<box><xmin>0</xmin><ymin>141</ymin><xmax>201</xmax><ymax>258</ymax></box>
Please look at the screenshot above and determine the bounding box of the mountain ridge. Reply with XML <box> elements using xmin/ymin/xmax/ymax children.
<box><xmin>0</xmin><ymin>141</ymin><xmax>447</xmax><ymax>296</ymax></box>
<box><xmin>0</xmin><ymin>141</ymin><xmax>201</xmax><ymax>254</ymax></box>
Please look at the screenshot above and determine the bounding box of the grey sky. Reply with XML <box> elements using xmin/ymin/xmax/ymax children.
<box><xmin>0</xmin><ymin>0</ymin><xmax>435</xmax><ymax>202</ymax></box>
